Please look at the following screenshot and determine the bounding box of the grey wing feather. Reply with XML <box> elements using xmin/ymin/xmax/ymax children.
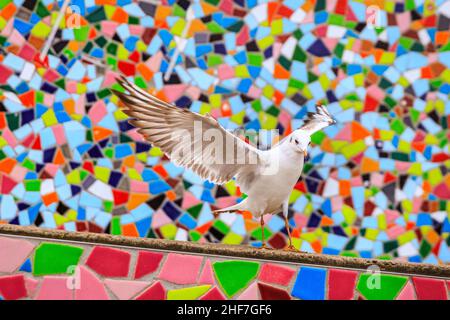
<box><xmin>113</xmin><ymin>76</ymin><xmax>265</xmax><ymax>185</ymax></box>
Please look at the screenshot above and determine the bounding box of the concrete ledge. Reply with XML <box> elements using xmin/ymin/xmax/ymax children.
<box><xmin>1</xmin><ymin>224</ymin><xmax>449</xmax><ymax>278</ymax></box>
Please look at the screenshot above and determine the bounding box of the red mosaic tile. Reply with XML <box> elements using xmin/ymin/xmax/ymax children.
<box><xmin>258</xmin><ymin>263</ymin><xmax>296</xmax><ymax>286</ymax></box>
<box><xmin>134</xmin><ymin>251</ymin><xmax>164</xmax><ymax>279</ymax></box>
<box><xmin>412</xmin><ymin>277</ymin><xmax>448</xmax><ymax>300</ymax></box>
<box><xmin>118</xmin><ymin>61</ymin><xmax>136</xmax><ymax>76</ymax></box>
<box><xmin>0</xmin><ymin>274</ymin><xmax>27</xmax><ymax>300</ymax></box>
<box><xmin>327</xmin><ymin>269</ymin><xmax>358</xmax><ymax>300</ymax></box>
<box><xmin>0</xmin><ymin>65</ymin><xmax>13</xmax><ymax>84</ymax></box>
<box><xmin>85</xmin><ymin>246</ymin><xmax>131</xmax><ymax>277</ymax></box>
<box><xmin>258</xmin><ymin>283</ymin><xmax>291</xmax><ymax>300</ymax></box>
<box><xmin>200</xmin><ymin>287</ymin><xmax>226</xmax><ymax>300</ymax></box>
<box><xmin>135</xmin><ymin>281</ymin><xmax>166</xmax><ymax>300</ymax></box>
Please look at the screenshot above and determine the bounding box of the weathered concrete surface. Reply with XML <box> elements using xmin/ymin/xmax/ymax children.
<box><xmin>1</xmin><ymin>224</ymin><xmax>449</xmax><ymax>278</ymax></box>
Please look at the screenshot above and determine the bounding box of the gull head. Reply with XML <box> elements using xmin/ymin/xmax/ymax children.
<box><xmin>289</xmin><ymin>104</ymin><xmax>337</xmax><ymax>157</ymax></box>
<box><xmin>289</xmin><ymin>130</ymin><xmax>311</xmax><ymax>157</ymax></box>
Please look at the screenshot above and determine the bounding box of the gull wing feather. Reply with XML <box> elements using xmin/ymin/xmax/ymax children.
<box><xmin>299</xmin><ymin>104</ymin><xmax>336</xmax><ymax>135</ymax></box>
<box><xmin>113</xmin><ymin>76</ymin><xmax>265</xmax><ymax>185</ymax></box>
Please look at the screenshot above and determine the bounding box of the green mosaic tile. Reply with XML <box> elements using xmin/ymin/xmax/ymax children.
<box><xmin>33</xmin><ymin>243</ymin><xmax>84</xmax><ymax>276</ymax></box>
<box><xmin>357</xmin><ymin>274</ymin><xmax>408</xmax><ymax>300</ymax></box>
<box><xmin>213</xmin><ymin>261</ymin><xmax>259</xmax><ymax>297</ymax></box>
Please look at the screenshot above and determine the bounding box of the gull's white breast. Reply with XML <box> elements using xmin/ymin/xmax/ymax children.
<box><xmin>238</xmin><ymin>144</ymin><xmax>305</xmax><ymax>217</ymax></box>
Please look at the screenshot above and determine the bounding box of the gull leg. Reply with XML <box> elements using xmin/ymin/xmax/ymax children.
<box><xmin>260</xmin><ymin>216</ymin><xmax>268</xmax><ymax>249</ymax></box>
<box><xmin>283</xmin><ymin>215</ymin><xmax>298</xmax><ymax>251</ymax></box>
<box><xmin>281</xmin><ymin>200</ymin><xmax>299</xmax><ymax>252</ymax></box>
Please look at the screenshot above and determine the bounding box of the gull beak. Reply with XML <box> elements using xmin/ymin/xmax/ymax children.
<box><xmin>303</xmin><ymin>150</ymin><xmax>308</xmax><ymax>157</ymax></box>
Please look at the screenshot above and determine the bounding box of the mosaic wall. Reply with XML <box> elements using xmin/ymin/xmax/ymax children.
<box><xmin>0</xmin><ymin>235</ymin><xmax>449</xmax><ymax>300</ymax></box>
<box><xmin>0</xmin><ymin>0</ymin><xmax>449</xmax><ymax>263</ymax></box>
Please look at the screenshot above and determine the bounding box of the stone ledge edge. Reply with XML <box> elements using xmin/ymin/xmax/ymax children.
<box><xmin>0</xmin><ymin>224</ymin><xmax>449</xmax><ymax>278</ymax></box>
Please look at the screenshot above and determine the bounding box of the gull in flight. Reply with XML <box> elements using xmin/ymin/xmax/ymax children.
<box><xmin>113</xmin><ymin>76</ymin><xmax>336</xmax><ymax>250</ymax></box>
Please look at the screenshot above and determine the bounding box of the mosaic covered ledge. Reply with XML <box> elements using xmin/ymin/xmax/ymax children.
<box><xmin>0</xmin><ymin>0</ymin><xmax>449</xmax><ymax>264</ymax></box>
<box><xmin>0</xmin><ymin>233</ymin><xmax>449</xmax><ymax>300</ymax></box>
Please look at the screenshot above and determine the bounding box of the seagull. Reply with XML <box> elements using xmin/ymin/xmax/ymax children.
<box><xmin>113</xmin><ymin>76</ymin><xmax>336</xmax><ymax>250</ymax></box>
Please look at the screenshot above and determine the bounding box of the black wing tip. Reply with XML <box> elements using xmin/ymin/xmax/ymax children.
<box><xmin>301</xmin><ymin>104</ymin><xmax>337</xmax><ymax>126</ymax></box>
<box><xmin>316</xmin><ymin>104</ymin><xmax>337</xmax><ymax>124</ymax></box>
<box><xmin>304</xmin><ymin>110</ymin><xmax>321</xmax><ymax>122</ymax></box>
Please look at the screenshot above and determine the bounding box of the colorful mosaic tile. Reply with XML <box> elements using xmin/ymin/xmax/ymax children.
<box><xmin>85</xmin><ymin>246</ymin><xmax>131</xmax><ymax>277</ymax></box>
<box><xmin>357</xmin><ymin>273</ymin><xmax>408</xmax><ymax>300</ymax></box>
<box><xmin>0</xmin><ymin>0</ymin><xmax>449</xmax><ymax>264</ymax></box>
<box><xmin>0</xmin><ymin>235</ymin><xmax>448</xmax><ymax>300</ymax></box>
<box><xmin>33</xmin><ymin>242</ymin><xmax>83</xmax><ymax>276</ymax></box>
<box><xmin>0</xmin><ymin>236</ymin><xmax>35</xmax><ymax>272</ymax></box>
<box><xmin>134</xmin><ymin>250</ymin><xmax>164</xmax><ymax>279</ymax></box>
<box><xmin>158</xmin><ymin>253</ymin><xmax>203</xmax><ymax>284</ymax></box>
<box><xmin>36</xmin><ymin>276</ymin><xmax>72</xmax><ymax>300</ymax></box>
<box><xmin>291</xmin><ymin>266</ymin><xmax>327</xmax><ymax>300</ymax></box>
<box><xmin>327</xmin><ymin>268</ymin><xmax>358</xmax><ymax>300</ymax></box>
<box><xmin>213</xmin><ymin>260</ymin><xmax>260</xmax><ymax>297</ymax></box>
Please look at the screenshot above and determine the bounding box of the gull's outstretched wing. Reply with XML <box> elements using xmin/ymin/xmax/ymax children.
<box><xmin>113</xmin><ymin>76</ymin><xmax>264</xmax><ymax>185</ymax></box>
<box><xmin>299</xmin><ymin>104</ymin><xmax>336</xmax><ymax>135</ymax></box>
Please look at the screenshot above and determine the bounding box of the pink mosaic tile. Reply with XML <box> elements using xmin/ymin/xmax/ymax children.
<box><xmin>24</xmin><ymin>277</ymin><xmax>39</xmax><ymax>298</ymax></box>
<box><xmin>198</xmin><ymin>259</ymin><xmax>215</xmax><ymax>285</ymax></box>
<box><xmin>0</xmin><ymin>236</ymin><xmax>35</xmax><ymax>273</ymax></box>
<box><xmin>36</xmin><ymin>276</ymin><xmax>72</xmax><ymax>300</ymax></box>
<box><xmin>74</xmin><ymin>266</ymin><xmax>109</xmax><ymax>300</ymax></box>
<box><xmin>237</xmin><ymin>282</ymin><xmax>259</xmax><ymax>300</ymax></box>
<box><xmin>396</xmin><ymin>281</ymin><xmax>416</xmax><ymax>300</ymax></box>
<box><xmin>104</xmin><ymin>279</ymin><xmax>148</xmax><ymax>300</ymax></box>
<box><xmin>158</xmin><ymin>253</ymin><xmax>203</xmax><ymax>285</ymax></box>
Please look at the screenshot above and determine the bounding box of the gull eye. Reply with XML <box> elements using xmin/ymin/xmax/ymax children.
<box><xmin>294</xmin><ymin>139</ymin><xmax>299</xmax><ymax>145</ymax></box>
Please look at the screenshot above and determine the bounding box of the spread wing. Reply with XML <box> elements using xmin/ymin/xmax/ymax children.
<box><xmin>299</xmin><ymin>104</ymin><xmax>336</xmax><ymax>135</ymax></box>
<box><xmin>112</xmin><ymin>76</ymin><xmax>265</xmax><ymax>185</ymax></box>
